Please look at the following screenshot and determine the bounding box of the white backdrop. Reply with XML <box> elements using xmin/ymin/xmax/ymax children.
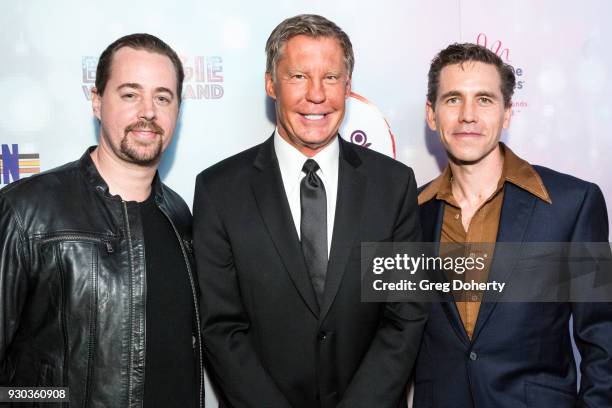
<box><xmin>1</xmin><ymin>1</ymin><xmax>610</xmax><ymax>405</ymax></box>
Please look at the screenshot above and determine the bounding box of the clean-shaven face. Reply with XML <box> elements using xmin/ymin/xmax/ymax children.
<box><xmin>426</xmin><ymin>61</ymin><xmax>511</xmax><ymax>165</ymax></box>
<box><xmin>266</xmin><ymin>35</ymin><xmax>351</xmax><ymax>157</ymax></box>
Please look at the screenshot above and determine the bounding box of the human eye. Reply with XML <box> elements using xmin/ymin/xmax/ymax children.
<box><xmin>478</xmin><ymin>96</ymin><xmax>493</xmax><ymax>105</ymax></box>
<box><xmin>446</xmin><ymin>96</ymin><xmax>460</xmax><ymax>105</ymax></box>
<box><xmin>156</xmin><ymin>95</ymin><xmax>172</xmax><ymax>105</ymax></box>
<box><xmin>121</xmin><ymin>92</ymin><xmax>137</xmax><ymax>100</ymax></box>
<box><xmin>324</xmin><ymin>74</ymin><xmax>340</xmax><ymax>83</ymax></box>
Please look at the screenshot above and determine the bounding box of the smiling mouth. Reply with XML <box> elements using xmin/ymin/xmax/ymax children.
<box><xmin>302</xmin><ymin>113</ymin><xmax>327</xmax><ymax>121</ymax></box>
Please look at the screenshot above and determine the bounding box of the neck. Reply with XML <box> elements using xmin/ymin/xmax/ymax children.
<box><xmin>277</xmin><ymin>128</ymin><xmax>336</xmax><ymax>158</ymax></box>
<box><xmin>90</xmin><ymin>145</ymin><xmax>157</xmax><ymax>202</ymax></box>
<box><xmin>448</xmin><ymin>145</ymin><xmax>503</xmax><ymax>207</ymax></box>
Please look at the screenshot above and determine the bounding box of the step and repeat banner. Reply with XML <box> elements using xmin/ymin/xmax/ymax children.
<box><xmin>1</xmin><ymin>0</ymin><xmax>610</xmax><ymax>405</ymax></box>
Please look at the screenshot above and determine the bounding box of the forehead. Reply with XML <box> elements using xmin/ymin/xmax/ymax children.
<box><xmin>108</xmin><ymin>47</ymin><xmax>177</xmax><ymax>88</ymax></box>
<box><xmin>438</xmin><ymin>61</ymin><xmax>502</xmax><ymax>95</ymax></box>
<box><xmin>278</xmin><ymin>35</ymin><xmax>344</xmax><ymax>68</ymax></box>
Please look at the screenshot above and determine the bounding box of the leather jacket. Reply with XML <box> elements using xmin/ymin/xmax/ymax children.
<box><xmin>0</xmin><ymin>148</ymin><xmax>204</xmax><ymax>407</ymax></box>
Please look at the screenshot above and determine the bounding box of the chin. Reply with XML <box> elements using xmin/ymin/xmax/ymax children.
<box><xmin>448</xmin><ymin>149</ymin><xmax>494</xmax><ymax>165</ymax></box>
<box><xmin>296</xmin><ymin>132</ymin><xmax>331</xmax><ymax>144</ymax></box>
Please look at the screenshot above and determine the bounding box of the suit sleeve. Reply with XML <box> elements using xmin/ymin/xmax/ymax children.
<box><xmin>338</xmin><ymin>167</ymin><xmax>428</xmax><ymax>408</ymax></box>
<box><xmin>193</xmin><ymin>175</ymin><xmax>292</xmax><ymax>408</ymax></box>
<box><xmin>570</xmin><ymin>183</ymin><xmax>612</xmax><ymax>406</ymax></box>
<box><xmin>0</xmin><ymin>195</ymin><xmax>29</xmax><ymax>384</ymax></box>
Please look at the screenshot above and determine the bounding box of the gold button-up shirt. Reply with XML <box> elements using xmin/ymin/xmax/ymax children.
<box><xmin>418</xmin><ymin>143</ymin><xmax>551</xmax><ymax>338</ymax></box>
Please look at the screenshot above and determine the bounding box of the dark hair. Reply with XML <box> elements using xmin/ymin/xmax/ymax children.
<box><xmin>95</xmin><ymin>33</ymin><xmax>184</xmax><ymax>103</ymax></box>
<box><xmin>427</xmin><ymin>43</ymin><xmax>516</xmax><ymax>109</ymax></box>
<box><xmin>265</xmin><ymin>14</ymin><xmax>354</xmax><ymax>80</ymax></box>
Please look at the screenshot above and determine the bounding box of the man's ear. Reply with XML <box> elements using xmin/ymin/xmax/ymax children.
<box><xmin>502</xmin><ymin>103</ymin><xmax>512</xmax><ymax>129</ymax></box>
<box><xmin>265</xmin><ymin>73</ymin><xmax>276</xmax><ymax>100</ymax></box>
<box><xmin>344</xmin><ymin>76</ymin><xmax>351</xmax><ymax>98</ymax></box>
<box><xmin>92</xmin><ymin>87</ymin><xmax>102</xmax><ymax>121</ymax></box>
<box><xmin>425</xmin><ymin>100</ymin><xmax>437</xmax><ymax>131</ymax></box>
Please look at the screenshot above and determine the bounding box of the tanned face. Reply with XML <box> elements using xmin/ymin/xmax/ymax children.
<box><xmin>265</xmin><ymin>35</ymin><xmax>351</xmax><ymax>157</ymax></box>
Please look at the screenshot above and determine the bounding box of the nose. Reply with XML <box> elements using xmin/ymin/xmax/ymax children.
<box><xmin>459</xmin><ymin>100</ymin><xmax>476</xmax><ymax>123</ymax></box>
<box><xmin>305</xmin><ymin>79</ymin><xmax>326</xmax><ymax>104</ymax></box>
<box><xmin>138</xmin><ymin>97</ymin><xmax>156</xmax><ymax>121</ymax></box>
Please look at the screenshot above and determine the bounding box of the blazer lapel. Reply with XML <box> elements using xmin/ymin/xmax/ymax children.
<box><xmin>471</xmin><ymin>183</ymin><xmax>537</xmax><ymax>342</ymax></box>
<box><xmin>251</xmin><ymin>137</ymin><xmax>320</xmax><ymax>317</ymax></box>
<box><xmin>318</xmin><ymin>139</ymin><xmax>366</xmax><ymax>322</ymax></box>
<box><xmin>421</xmin><ymin>199</ymin><xmax>470</xmax><ymax>345</ymax></box>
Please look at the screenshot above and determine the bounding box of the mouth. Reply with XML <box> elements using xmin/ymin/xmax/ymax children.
<box><xmin>301</xmin><ymin>113</ymin><xmax>329</xmax><ymax>121</ymax></box>
<box><xmin>453</xmin><ymin>132</ymin><xmax>482</xmax><ymax>137</ymax></box>
<box><xmin>128</xmin><ymin>130</ymin><xmax>160</xmax><ymax>141</ymax></box>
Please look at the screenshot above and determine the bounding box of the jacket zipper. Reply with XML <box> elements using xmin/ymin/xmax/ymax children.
<box><xmin>122</xmin><ymin>201</ymin><xmax>136</xmax><ymax>408</ymax></box>
<box><xmin>158</xmin><ymin>206</ymin><xmax>205</xmax><ymax>408</ymax></box>
<box><xmin>40</xmin><ymin>234</ymin><xmax>115</xmax><ymax>253</ymax></box>
<box><xmin>83</xmin><ymin>244</ymin><xmax>98</xmax><ymax>408</ymax></box>
<box><xmin>53</xmin><ymin>244</ymin><xmax>70</xmax><ymax>408</ymax></box>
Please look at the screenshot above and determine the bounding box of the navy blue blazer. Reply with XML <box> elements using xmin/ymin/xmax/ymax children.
<box><xmin>414</xmin><ymin>165</ymin><xmax>612</xmax><ymax>408</ymax></box>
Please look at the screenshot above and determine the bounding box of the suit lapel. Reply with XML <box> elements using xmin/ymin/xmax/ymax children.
<box><xmin>471</xmin><ymin>183</ymin><xmax>537</xmax><ymax>342</ymax></box>
<box><xmin>421</xmin><ymin>199</ymin><xmax>470</xmax><ymax>345</ymax></box>
<box><xmin>319</xmin><ymin>140</ymin><xmax>366</xmax><ymax>322</ymax></box>
<box><xmin>251</xmin><ymin>137</ymin><xmax>320</xmax><ymax>317</ymax></box>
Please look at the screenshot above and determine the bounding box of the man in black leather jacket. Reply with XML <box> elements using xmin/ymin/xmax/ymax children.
<box><xmin>0</xmin><ymin>34</ymin><xmax>203</xmax><ymax>407</ymax></box>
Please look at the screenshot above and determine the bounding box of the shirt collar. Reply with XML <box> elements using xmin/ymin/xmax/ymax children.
<box><xmin>273</xmin><ymin>128</ymin><xmax>339</xmax><ymax>190</ymax></box>
<box><xmin>418</xmin><ymin>142</ymin><xmax>551</xmax><ymax>205</ymax></box>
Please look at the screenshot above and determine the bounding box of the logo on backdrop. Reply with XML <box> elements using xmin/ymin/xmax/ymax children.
<box><xmin>339</xmin><ymin>92</ymin><xmax>396</xmax><ymax>159</ymax></box>
<box><xmin>81</xmin><ymin>56</ymin><xmax>98</xmax><ymax>100</ymax></box>
<box><xmin>81</xmin><ymin>55</ymin><xmax>224</xmax><ymax>101</ymax></box>
<box><xmin>476</xmin><ymin>33</ymin><xmax>528</xmax><ymax>115</ymax></box>
<box><xmin>0</xmin><ymin>144</ymin><xmax>40</xmax><ymax>186</ymax></box>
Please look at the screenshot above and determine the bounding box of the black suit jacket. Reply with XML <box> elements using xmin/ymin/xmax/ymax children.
<box><xmin>414</xmin><ymin>165</ymin><xmax>612</xmax><ymax>408</ymax></box>
<box><xmin>193</xmin><ymin>136</ymin><xmax>427</xmax><ymax>408</ymax></box>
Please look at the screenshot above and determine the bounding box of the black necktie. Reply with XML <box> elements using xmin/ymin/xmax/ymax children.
<box><xmin>300</xmin><ymin>159</ymin><xmax>328</xmax><ymax>306</ymax></box>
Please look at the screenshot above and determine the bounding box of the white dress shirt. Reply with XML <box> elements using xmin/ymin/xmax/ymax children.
<box><xmin>273</xmin><ymin>129</ymin><xmax>339</xmax><ymax>257</ymax></box>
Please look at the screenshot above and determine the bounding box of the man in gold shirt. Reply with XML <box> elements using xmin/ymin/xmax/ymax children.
<box><xmin>413</xmin><ymin>43</ymin><xmax>612</xmax><ymax>407</ymax></box>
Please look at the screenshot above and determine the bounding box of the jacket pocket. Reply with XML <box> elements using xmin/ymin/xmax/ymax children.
<box><xmin>525</xmin><ymin>381</ymin><xmax>576</xmax><ymax>407</ymax></box>
<box><xmin>39</xmin><ymin>235</ymin><xmax>112</xmax><ymax>405</ymax></box>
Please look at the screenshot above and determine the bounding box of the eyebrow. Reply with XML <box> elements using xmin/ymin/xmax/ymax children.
<box><xmin>116</xmin><ymin>83</ymin><xmax>175</xmax><ymax>98</ymax></box>
<box><xmin>439</xmin><ymin>90</ymin><xmax>462</xmax><ymax>100</ymax></box>
<box><xmin>439</xmin><ymin>90</ymin><xmax>499</xmax><ymax>100</ymax></box>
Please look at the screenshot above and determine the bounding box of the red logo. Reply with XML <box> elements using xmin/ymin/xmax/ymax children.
<box><xmin>476</xmin><ymin>33</ymin><xmax>511</xmax><ymax>62</ymax></box>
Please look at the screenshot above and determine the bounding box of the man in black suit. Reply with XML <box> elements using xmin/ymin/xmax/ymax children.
<box><xmin>193</xmin><ymin>14</ymin><xmax>427</xmax><ymax>408</ymax></box>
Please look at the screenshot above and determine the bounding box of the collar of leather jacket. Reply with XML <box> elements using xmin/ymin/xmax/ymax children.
<box><xmin>80</xmin><ymin>146</ymin><xmax>165</xmax><ymax>204</ymax></box>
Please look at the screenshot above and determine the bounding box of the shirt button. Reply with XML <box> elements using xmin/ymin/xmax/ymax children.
<box><xmin>469</xmin><ymin>351</ymin><xmax>478</xmax><ymax>361</ymax></box>
<box><xmin>318</xmin><ymin>331</ymin><xmax>327</xmax><ymax>341</ymax></box>
<box><xmin>454</xmin><ymin>214</ymin><xmax>460</xmax><ymax>220</ymax></box>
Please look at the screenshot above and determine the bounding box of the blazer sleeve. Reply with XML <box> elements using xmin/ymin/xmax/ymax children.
<box><xmin>0</xmin><ymin>195</ymin><xmax>29</xmax><ymax>384</ymax></box>
<box><xmin>193</xmin><ymin>175</ymin><xmax>292</xmax><ymax>408</ymax></box>
<box><xmin>569</xmin><ymin>183</ymin><xmax>612</xmax><ymax>406</ymax></box>
<box><xmin>338</xmin><ymin>167</ymin><xmax>428</xmax><ymax>408</ymax></box>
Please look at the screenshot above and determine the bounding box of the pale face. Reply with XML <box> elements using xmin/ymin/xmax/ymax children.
<box><xmin>92</xmin><ymin>47</ymin><xmax>179</xmax><ymax>167</ymax></box>
<box><xmin>265</xmin><ymin>35</ymin><xmax>351</xmax><ymax>157</ymax></box>
<box><xmin>426</xmin><ymin>61</ymin><xmax>511</xmax><ymax>165</ymax></box>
